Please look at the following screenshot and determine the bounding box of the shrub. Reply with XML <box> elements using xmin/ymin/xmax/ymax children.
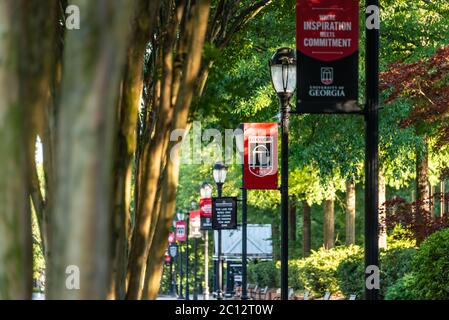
<box><xmin>336</xmin><ymin>251</ymin><xmax>364</xmax><ymax>299</ymax></box>
<box><xmin>289</xmin><ymin>245</ymin><xmax>362</xmax><ymax>296</ymax></box>
<box><xmin>248</xmin><ymin>260</ymin><xmax>279</xmax><ymax>288</ymax></box>
<box><xmin>336</xmin><ymin>239</ymin><xmax>417</xmax><ymax>299</ymax></box>
<box><xmin>412</xmin><ymin>227</ymin><xmax>449</xmax><ymax>299</ymax></box>
<box><xmin>385</xmin><ymin>273</ymin><xmax>419</xmax><ymax>300</ymax></box>
<box><xmin>381</xmin><ymin>246</ymin><xmax>416</xmax><ymax>295</ymax></box>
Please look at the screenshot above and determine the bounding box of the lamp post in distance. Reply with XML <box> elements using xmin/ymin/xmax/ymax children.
<box><xmin>269</xmin><ymin>47</ymin><xmax>297</xmax><ymax>300</ymax></box>
<box><xmin>213</xmin><ymin>161</ymin><xmax>228</xmax><ymax>300</ymax></box>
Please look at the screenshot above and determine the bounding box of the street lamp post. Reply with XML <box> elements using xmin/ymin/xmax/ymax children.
<box><xmin>169</xmin><ymin>221</ymin><xmax>177</xmax><ymax>297</ymax></box>
<box><xmin>169</xmin><ymin>254</ymin><xmax>174</xmax><ymax>295</ymax></box>
<box><xmin>193</xmin><ymin>234</ymin><xmax>199</xmax><ymax>300</ymax></box>
<box><xmin>185</xmin><ymin>210</ymin><xmax>190</xmax><ymax>301</ymax></box>
<box><xmin>177</xmin><ymin>211</ymin><xmax>185</xmax><ymax>300</ymax></box>
<box><xmin>269</xmin><ymin>48</ymin><xmax>297</xmax><ymax>301</ymax></box>
<box><xmin>191</xmin><ymin>200</ymin><xmax>199</xmax><ymax>301</ymax></box>
<box><xmin>364</xmin><ymin>0</ymin><xmax>380</xmax><ymax>301</ymax></box>
<box><xmin>213</xmin><ymin>161</ymin><xmax>228</xmax><ymax>300</ymax></box>
<box><xmin>201</xmin><ymin>182</ymin><xmax>213</xmax><ymax>300</ymax></box>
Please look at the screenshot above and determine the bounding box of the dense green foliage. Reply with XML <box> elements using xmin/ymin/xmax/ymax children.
<box><xmin>412</xmin><ymin>228</ymin><xmax>449</xmax><ymax>299</ymax></box>
<box><xmin>289</xmin><ymin>245</ymin><xmax>362</xmax><ymax>297</ymax></box>
<box><xmin>248</xmin><ymin>261</ymin><xmax>280</xmax><ymax>288</ymax></box>
<box><xmin>384</xmin><ymin>273</ymin><xmax>419</xmax><ymax>300</ymax></box>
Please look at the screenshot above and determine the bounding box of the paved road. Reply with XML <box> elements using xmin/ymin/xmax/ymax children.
<box><xmin>32</xmin><ymin>293</ymin><xmax>45</xmax><ymax>300</ymax></box>
<box><xmin>33</xmin><ymin>292</ymin><xmax>219</xmax><ymax>301</ymax></box>
<box><xmin>157</xmin><ymin>294</ymin><xmax>208</xmax><ymax>300</ymax></box>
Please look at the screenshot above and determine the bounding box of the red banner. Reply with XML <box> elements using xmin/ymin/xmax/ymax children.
<box><xmin>244</xmin><ymin>123</ymin><xmax>278</xmax><ymax>190</ymax></box>
<box><xmin>189</xmin><ymin>210</ymin><xmax>202</xmax><ymax>238</ymax></box>
<box><xmin>164</xmin><ymin>250</ymin><xmax>171</xmax><ymax>264</ymax></box>
<box><xmin>175</xmin><ymin>221</ymin><xmax>187</xmax><ymax>242</ymax></box>
<box><xmin>297</xmin><ymin>0</ymin><xmax>359</xmax><ymax>62</ymax></box>
<box><xmin>200</xmin><ymin>198</ymin><xmax>212</xmax><ymax>217</ymax></box>
<box><xmin>168</xmin><ymin>232</ymin><xmax>175</xmax><ymax>245</ymax></box>
<box><xmin>296</xmin><ymin>0</ymin><xmax>359</xmax><ymax>113</ymax></box>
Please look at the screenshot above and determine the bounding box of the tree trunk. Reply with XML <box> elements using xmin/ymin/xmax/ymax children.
<box><xmin>20</xmin><ymin>2</ymin><xmax>61</xmax><ymax>297</ymax></box>
<box><xmin>441</xmin><ymin>180</ymin><xmax>445</xmax><ymax>218</ymax></box>
<box><xmin>323</xmin><ymin>199</ymin><xmax>334</xmax><ymax>249</ymax></box>
<box><xmin>109</xmin><ymin>0</ymin><xmax>160</xmax><ymax>300</ymax></box>
<box><xmin>128</xmin><ymin>0</ymin><xmax>271</xmax><ymax>299</ymax></box>
<box><xmin>142</xmin><ymin>0</ymin><xmax>211</xmax><ymax>299</ymax></box>
<box><xmin>415</xmin><ymin>143</ymin><xmax>429</xmax><ymax>245</ymax></box>
<box><xmin>416</xmin><ymin>144</ymin><xmax>430</xmax><ymax>207</ymax></box>
<box><xmin>379</xmin><ymin>172</ymin><xmax>387</xmax><ymax>249</ymax></box>
<box><xmin>48</xmin><ymin>0</ymin><xmax>132</xmax><ymax>299</ymax></box>
<box><xmin>289</xmin><ymin>195</ymin><xmax>297</xmax><ymax>241</ymax></box>
<box><xmin>302</xmin><ymin>201</ymin><xmax>311</xmax><ymax>257</ymax></box>
<box><xmin>0</xmin><ymin>1</ymin><xmax>33</xmax><ymax>299</ymax></box>
<box><xmin>345</xmin><ymin>180</ymin><xmax>356</xmax><ymax>245</ymax></box>
<box><xmin>125</xmin><ymin>22</ymin><xmax>177</xmax><ymax>301</ymax></box>
<box><xmin>430</xmin><ymin>185</ymin><xmax>435</xmax><ymax>217</ymax></box>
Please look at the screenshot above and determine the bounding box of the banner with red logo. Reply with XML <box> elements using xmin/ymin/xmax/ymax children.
<box><xmin>175</xmin><ymin>221</ymin><xmax>187</xmax><ymax>242</ymax></box>
<box><xmin>189</xmin><ymin>210</ymin><xmax>202</xmax><ymax>238</ymax></box>
<box><xmin>296</xmin><ymin>0</ymin><xmax>359</xmax><ymax>113</ymax></box>
<box><xmin>243</xmin><ymin>123</ymin><xmax>278</xmax><ymax>190</ymax></box>
<box><xmin>200</xmin><ymin>198</ymin><xmax>212</xmax><ymax>217</ymax></box>
<box><xmin>164</xmin><ymin>250</ymin><xmax>171</xmax><ymax>264</ymax></box>
<box><xmin>168</xmin><ymin>232</ymin><xmax>175</xmax><ymax>245</ymax></box>
<box><xmin>200</xmin><ymin>197</ymin><xmax>213</xmax><ymax>230</ymax></box>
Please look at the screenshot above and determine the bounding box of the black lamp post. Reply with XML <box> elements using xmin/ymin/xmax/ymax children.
<box><xmin>201</xmin><ymin>182</ymin><xmax>213</xmax><ymax>300</ymax></box>
<box><xmin>269</xmin><ymin>48</ymin><xmax>297</xmax><ymax>301</ymax></box>
<box><xmin>191</xmin><ymin>200</ymin><xmax>199</xmax><ymax>301</ymax></box>
<box><xmin>213</xmin><ymin>161</ymin><xmax>228</xmax><ymax>300</ymax></box>
<box><xmin>364</xmin><ymin>0</ymin><xmax>380</xmax><ymax>301</ymax></box>
<box><xmin>185</xmin><ymin>210</ymin><xmax>190</xmax><ymax>301</ymax></box>
<box><xmin>177</xmin><ymin>210</ymin><xmax>185</xmax><ymax>300</ymax></box>
<box><xmin>169</xmin><ymin>221</ymin><xmax>177</xmax><ymax>297</ymax></box>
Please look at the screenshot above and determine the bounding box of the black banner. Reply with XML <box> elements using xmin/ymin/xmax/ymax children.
<box><xmin>296</xmin><ymin>0</ymin><xmax>360</xmax><ymax>114</ymax></box>
<box><xmin>212</xmin><ymin>197</ymin><xmax>238</xmax><ymax>230</ymax></box>
<box><xmin>168</xmin><ymin>244</ymin><xmax>178</xmax><ymax>258</ymax></box>
<box><xmin>201</xmin><ymin>217</ymin><xmax>212</xmax><ymax>230</ymax></box>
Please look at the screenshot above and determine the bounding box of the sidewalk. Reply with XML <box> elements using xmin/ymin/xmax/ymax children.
<box><xmin>157</xmin><ymin>294</ymin><xmax>212</xmax><ymax>300</ymax></box>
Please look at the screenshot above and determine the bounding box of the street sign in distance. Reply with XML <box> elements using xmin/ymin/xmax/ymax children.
<box><xmin>212</xmin><ymin>197</ymin><xmax>238</xmax><ymax>230</ymax></box>
<box><xmin>169</xmin><ymin>244</ymin><xmax>178</xmax><ymax>258</ymax></box>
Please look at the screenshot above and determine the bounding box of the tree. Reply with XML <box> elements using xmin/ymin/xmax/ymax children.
<box><xmin>0</xmin><ymin>1</ymin><xmax>34</xmax><ymax>300</ymax></box>
<box><xmin>109</xmin><ymin>0</ymin><xmax>161</xmax><ymax>300</ymax></box>
<box><xmin>48</xmin><ymin>0</ymin><xmax>133</xmax><ymax>299</ymax></box>
<box><xmin>345</xmin><ymin>179</ymin><xmax>356</xmax><ymax>245</ymax></box>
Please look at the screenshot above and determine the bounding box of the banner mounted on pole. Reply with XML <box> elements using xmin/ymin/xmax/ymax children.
<box><xmin>200</xmin><ymin>197</ymin><xmax>213</xmax><ymax>230</ymax></box>
<box><xmin>296</xmin><ymin>0</ymin><xmax>360</xmax><ymax>114</ymax></box>
<box><xmin>189</xmin><ymin>210</ymin><xmax>202</xmax><ymax>238</ymax></box>
<box><xmin>243</xmin><ymin>123</ymin><xmax>278</xmax><ymax>190</ymax></box>
<box><xmin>175</xmin><ymin>221</ymin><xmax>187</xmax><ymax>242</ymax></box>
<box><xmin>212</xmin><ymin>197</ymin><xmax>238</xmax><ymax>230</ymax></box>
<box><xmin>168</xmin><ymin>232</ymin><xmax>175</xmax><ymax>245</ymax></box>
<box><xmin>169</xmin><ymin>244</ymin><xmax>178</xmax><ymax>258</ymax></box>
<box><xmin>164</xmin><ymin>250</ymin><xmax>171</xmax><ymax>264</ymax></box>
